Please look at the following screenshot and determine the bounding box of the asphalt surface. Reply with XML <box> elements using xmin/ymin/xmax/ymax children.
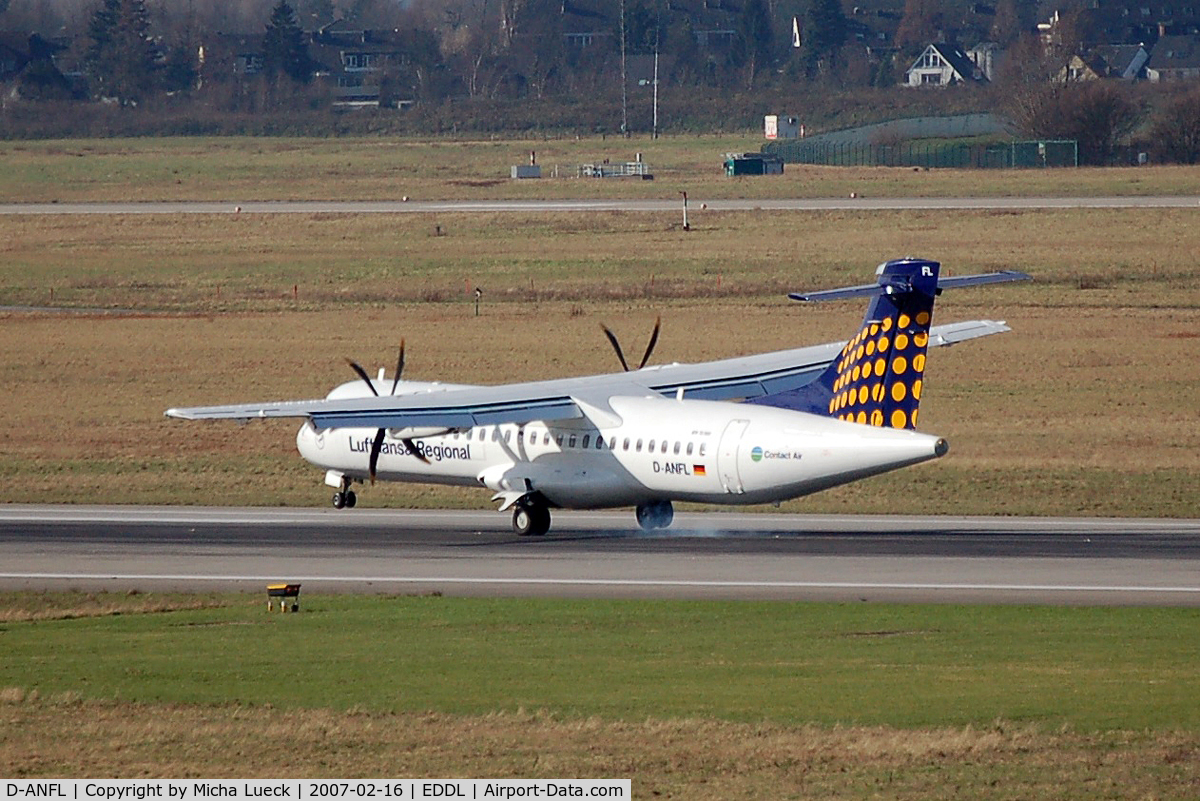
<box><xmin>2</xmin><ymin>505</ymin><xmax>1198</xmax><ymax>605</ymax></box>
<box><xmin>3</xmin><ymin>197</ymin><xmax>1200</xmax><ymax>215</ymax></box>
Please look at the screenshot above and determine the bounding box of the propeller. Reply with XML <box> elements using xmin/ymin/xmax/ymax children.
<box><xmin>600</xmin><ymin>316</ymin><xmax>661</xmax><ymax>372</ymax></box>
<box><xmin>346</xmin><ymin>340</ymin><xmax>428</xmax><ymax>484</ymax></box>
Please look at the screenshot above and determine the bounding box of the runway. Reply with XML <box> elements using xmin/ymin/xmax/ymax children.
<box><xmin>2</xmin><ymin>505</ymin><xmax>1198</xmax><ymax>606</ymax></box>
<box><xmin>2</xmin><ymin>197</ymin><xmax>1200</xmax><ymax>215</ymax></box>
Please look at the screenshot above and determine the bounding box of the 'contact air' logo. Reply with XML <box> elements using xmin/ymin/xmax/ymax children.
<box><xmin>750</xmin><ymin>446</ymin><xmax>763</xmax><ymax>462</ymax></box>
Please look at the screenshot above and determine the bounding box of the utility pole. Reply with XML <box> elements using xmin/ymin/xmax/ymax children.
<box><xmin>652</xmin><ymin>45</ymin><xmax>659</xmax><ymax>139</ymax></box>
<box><xmin>620</xmin><ymin>0</ymin><xmax>628</xmax><ymax>135</ymax></box>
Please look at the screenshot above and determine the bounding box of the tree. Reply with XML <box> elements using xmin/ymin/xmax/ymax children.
<box><xmin>86</xmin><ymin>0</ymin><xmax>160</xmax><ymax>105</ymax></box>
<box><xmin>894</xmin><ymin>0</ymin><xmax>941</xmax><ymax>53</ymax></box>
<box><xmin>1150</xmin><ymin>88</ymin><xmax>1200</xmax><ymax>164</ymax></box>
<box><xmin>796</xmin><ymin>0</ymin><xmax>846</xmax><ymax>77</ymax></box>
<box><xmin>1006</xmin><ymin>79</ymin><xmax>1142</xmax><ymax>165</ymax></box>
<box><xmin>262</xmin><ymin>0</ymin><xmax>312</xmax><ymax>85</ymax></box>
<box><xmin>735</xmin><ymin>0</ymin><xmax>772</xmax><ymax>88</ymax></box>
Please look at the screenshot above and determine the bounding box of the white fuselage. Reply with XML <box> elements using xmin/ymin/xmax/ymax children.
<box><xmin>296</xmin><ymin>383</ymin><xmax>946</xmax><ymax>509</ymax></box>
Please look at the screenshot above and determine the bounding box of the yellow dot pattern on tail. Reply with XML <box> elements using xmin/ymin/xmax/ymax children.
<box><xmin>826</xmin><ymin>284</ymin><xmax>935</xmax><ymax>430</ymax></box>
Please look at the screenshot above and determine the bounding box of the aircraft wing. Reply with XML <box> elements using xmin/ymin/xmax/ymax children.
<box><xmin>165</xmin><ymin>319</ymin><xmax>1010</xmax><ymax>431</ymax></box>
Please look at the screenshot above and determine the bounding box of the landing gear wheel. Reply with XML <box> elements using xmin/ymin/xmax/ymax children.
<box><xmin>512</xmin><ymin>497</ymin><xmax>551</xmax><ymax>536</ymax></box>
<box><xmin>332</xmin><ymin>491</ymin><xmax>346</xmax><ymax>509</ymax></box>
<box><xmin>344</xmin><ymin>490</ymin><xmax>357</xmax><ymax>508</ymax></box>
<box><xmin>635</xmin><ymin>500</ymin><xmax>674</xmax><ymax>531</ymax></box>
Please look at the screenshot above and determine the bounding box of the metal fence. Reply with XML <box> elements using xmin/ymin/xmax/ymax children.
<box><xmin>762</xmin><ymin>139</ymin><xmax>1078</xmax><ymax>169</ymax></box>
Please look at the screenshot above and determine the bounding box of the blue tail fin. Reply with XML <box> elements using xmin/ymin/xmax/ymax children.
<box><xmin>751</xmin><ymin>258</ymin><xmax>941</xmax><ymax>430</ymax></box>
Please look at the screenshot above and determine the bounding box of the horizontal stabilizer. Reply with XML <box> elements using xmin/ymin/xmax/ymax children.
<box><xmin>790</xmin><ymin>270</ymin><xmax>1031</xmax><ymax>303</ymax></box>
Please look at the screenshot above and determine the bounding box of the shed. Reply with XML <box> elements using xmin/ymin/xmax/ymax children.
<box><xmin>724</xmin><ymin>153</ymin><xmax>784</xmax><ymax>176</ymax></box>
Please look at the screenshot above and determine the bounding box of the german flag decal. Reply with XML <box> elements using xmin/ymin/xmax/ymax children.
<box><xmin>693</xmin><ymin>465</ymin><xmax>707</xmax><ymax>476</ymax></box>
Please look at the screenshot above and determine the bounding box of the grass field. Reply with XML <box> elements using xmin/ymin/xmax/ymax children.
<box><xmin>5</xmin><ymin>135</ymin><xmax>1200</xmax><ymax>203</ymax></box>
<box><xmin>2</xmin><ymin>592</ymin><xmax>1199</xmax><ymax>797</ymax></box>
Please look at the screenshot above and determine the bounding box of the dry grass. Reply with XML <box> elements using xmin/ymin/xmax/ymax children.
<box><xmin>1</xmin><ymin>696</ymin><xmax>1197</xmax><ymax>798</ymax></box>
<box><xmin>3</xmin><ymin>207</ymin><xmax>1198</xmax><ymax>310</ymax></box>
<box><xmin>0</xmin><ymin>591</ymin><xmax>229</xmax><ymax>623</ymax></box>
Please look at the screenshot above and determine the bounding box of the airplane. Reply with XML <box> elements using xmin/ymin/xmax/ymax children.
<box><xmin>166</xmin><ymin>257</ymin><xmax>1029</xmax><ymax>536</ymax></box>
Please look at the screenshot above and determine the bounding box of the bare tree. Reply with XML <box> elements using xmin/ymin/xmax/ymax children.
<box><xmin>1150</xmin><ymin>87</ymin><xmax>1200</xmax><ymax>164</ymax></box>
<box><xmin>1007</xmin><ymin>76</ymin><xmax>1142</xmax><ymax>165</ymax></box>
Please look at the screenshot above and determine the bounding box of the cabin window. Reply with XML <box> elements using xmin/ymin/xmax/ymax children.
<box><xmin>636</xmin><ymin>439</ymin><xmax>643</xmax><ymax>452</ymax></box>
<box><xmin>543</xmin><ymin>433</ymin><xmax>550</xmax><ymax>445</ymax></box>
<box><xmin>528</xmin><ymin>432</ymin><xmax>537</xmax><ymax>445</ymax></box>
<box><xmin>661</xmin><ymin>441</ymin><xmax>668</xmax><ymax>454</ymax></box>
<box><xmin>491</xmin><ymin>428</ymin><xmax>500</xmax><ymax>442</ymax></box>
<box><xmin>503</xmin><ymin>429</ymin><xmax>511</xmax><ymax>443</ymax></box>
<box><xmin>686</xmin><ymin>442</ymin><xmax>694</xmax><ymax>456</ymax></box>
<box><xmin>673</xmin><ymin>441</ymin><xmax>681</xmax><ymax>455</ymax></box>
<box><xmin>699</xmin><ymin>442</ymin><xmax>707</xmax><ymax>456</ymax></box>
<box><xmin>568</xmin><ymin>435</ymin><xmax>577</xmax><ymax>448</ymax></box>
<box><xmin>596</xmin><ymin>437</ymin><xmax>605</xmax><ymax>450</ymax></box>
<box><xmin>648</xmin><ymin>439</ymin><xmax>656</xmax><ymax>452</ymax></box>
<box><xmin>555</xmin><ymin>434</ymin><xmax>564</xmax><ymax>447</ymax></box>
<box><xmin>609</xmin><ymin>437</ymin><xmax>617</xmax><ymax>450</ymax></box>
<box><xmin>477</xmin><ymin>428</ymin><xmax>486</xmax><ymax>442</ymax></box>
<box><xmin>623</xmin><ymin>438</ymin><xmax>630</xmax><ymax>451</ymax></box>
<box><xmin>582</xmin><ymin>435</ymin><xmax>591</xmax><ymax>448</ymax></box>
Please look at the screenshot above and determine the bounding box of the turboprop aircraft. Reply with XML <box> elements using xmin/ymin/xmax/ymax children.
<box><xmin>166</xmin><ymin>258</ymin><xmax>1028</xmax><ymax>535</ymax></box>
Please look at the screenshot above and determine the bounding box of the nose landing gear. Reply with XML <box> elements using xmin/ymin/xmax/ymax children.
<box><xmin>330</xmin><ymin>473</ymin><xmax>358</xmax><ymax>509</ymax></box>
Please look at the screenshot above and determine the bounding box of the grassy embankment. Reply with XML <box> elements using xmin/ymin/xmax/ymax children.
<box><xmin>1</xmin><ymin>591</ymin><xmax>1198</xmax><ymax>797</ymax></box>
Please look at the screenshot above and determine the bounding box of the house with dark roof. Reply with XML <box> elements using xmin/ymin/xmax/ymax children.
<box><xmin>1146</xmin><ymin>34</ymin><xmax>1200</xmax><ymax>80</ymax></box>
<box><xmin>903</xmin><ymin>43</ymin><xmax>990</xmax><ymax>85</ymax></box>
<box><xmin>0</xmin><ymin>31</ymin><xmax>32</xmax><ymax>80</ymax></box>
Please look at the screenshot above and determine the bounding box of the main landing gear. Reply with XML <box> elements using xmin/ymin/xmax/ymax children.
<box><xmin>331</xmin><ymin>474</ymin><xmax>357</xmax><ymax>509</ymax></box>
<box><xmin>511</xmin><ymin>494</ymin><xmax>551</xmax><ymax>536</ymax></box>
<box><xmin>635</xmin><ymin>500</ymin><xmax>674</xmax><ymax>532</ymax></box>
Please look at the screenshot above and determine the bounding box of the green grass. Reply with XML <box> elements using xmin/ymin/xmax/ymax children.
<box><xmin>3</xmin><ymin>594</ymin><xmax>1198</xmax><ymax>731</ymax></box>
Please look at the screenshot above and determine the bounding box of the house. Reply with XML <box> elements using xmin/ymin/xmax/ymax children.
<box><xmin>1094</xmin><ymin>44</ymin><xmax>1151</xmax><ymax>79</ymax></box>
<box><xmin>309</xmin><ymin>23</ymin><xmax>414</xmax><ymax>107</ymax></box>
<box><xmin>1146</xmin><ymin>34</ymin><xmax>1200</xmax><ymax>81</ymax></box>
<box><xmin>903</xmin><ymin>43</ymin><xmax>989</xmax><ymax>85</ymax></box>
<box><xmin>202</xmin><ymin>34</ymin><xmax>265</xmax><ymax>78</ymax></box>
<box><xmin>0</xmin><ymin>31</ymin><xmax>32</xmax><ymax>80</ymax></box>
<box><xmin>966</xmin><ymin>41</ymin><xmax>1001</xmax><ymax>81</ymax></box>
<box><xmin>203</xmin><ymin>26</ymin><xmax>420</xmax><ymax>107</ymax></box>
<box><xmin>1063</xmin><ymin>53</ymin><xmax>1108</xmax><ymax>80</ymax></box>
<box><xmin>1062</xmin><ymin>44</ymin><xmax>1149</xmax><ymax>81</ymax></box>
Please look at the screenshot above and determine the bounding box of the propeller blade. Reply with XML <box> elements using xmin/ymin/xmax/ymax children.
<box><xmin>403</xmin><ymin>437</ymin><xmax>430</xmax><ymax>464</ymax></box>
<box><xmin>390</xmin><ymin>339</ymin><xmax>406</xmax><ymax>396</ymax></box>
<box><xmin>601</xmin><ymin>324</ymin><xmax>630</xmax><ymax>372</ymax></box>
<box><xmin>637</xmin><ymin>316</ymin><xmax>662</xmax><ymax>370</ymax></box>
<box><xmin>368</xmin><ymin>427</ymin><xmax>386</xmax><ymax>484</ymax></box>
<box><xmin>345</xmin><ymin>359</ymin><xmax>379</xmax><ymax>396</ymax></box>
